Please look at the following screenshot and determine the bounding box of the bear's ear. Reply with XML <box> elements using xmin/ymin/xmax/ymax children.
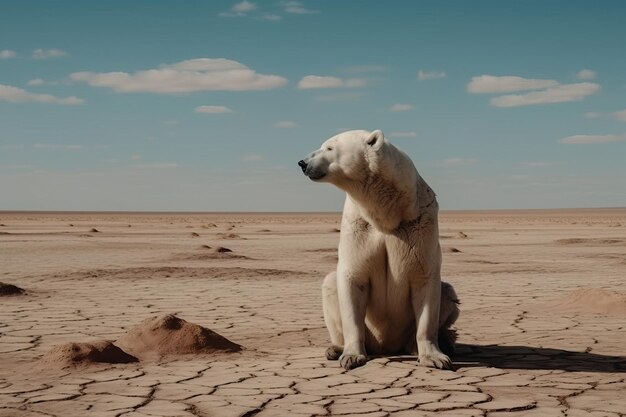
<box><xmin>366</xmin><ymin>130</ymin><xmax>385</xmax><ymax>150</ymax></box>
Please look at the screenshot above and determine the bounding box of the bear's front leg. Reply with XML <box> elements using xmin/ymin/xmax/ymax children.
<box><xmin>336</xmin><ymin>268</ymin><xmax>369</xmax><ymax>370</ymax></box>
<box><xmin>412</xmin><ymin>273</ymin><xmax>452</xmax><ymax>370</ymax></box>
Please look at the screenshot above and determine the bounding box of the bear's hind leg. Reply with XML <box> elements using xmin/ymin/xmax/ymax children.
<box><xmin>322</xmin><ymin>271</ymin><xmax>344</xmax><ymax>360</ymax></box>
<box><xmin>438</xmin><ymin>281</ymin><xmax>460</xmax><ymax>357</ymax></box>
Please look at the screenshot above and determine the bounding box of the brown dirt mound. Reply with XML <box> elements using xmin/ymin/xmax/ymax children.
<box><xmin>202</xmin><ymin>223</ymin><xmax>218</xmax><ymax>228</ymax></box>
<box><xmin>330</xmin><ymin>228</ymin><xmax>341</xmax><ymax>233</ymax></box>
<box><xmin>173</xmin><ymin>246</ymin><xmax>249</xmax><ymax>260</ymax></box>
<box><xmin>216</xmin><ymin>233</ymin><xmax>244</xmax><ymax>240</ymax></box>
<box><xmin>40</xmin><ymin>340</ymin><xmax>137</xmax><ymax>368</ymax></box>
<box><xmin>0</xmin><ymin>282</ymin><xmax>25</xmax><ymax>296</ymax></box>
<box><xmin>174</xmin><ymin>252</ymin><xmax>250</xmax><ymax>261</ymax></box>
<box><xmin>547</xmin><ymin>288</ymin><xmax>626</xmax><ymax>315</ymax></box>
<box><xmin>190</xmin><ymin>232</ymin><xmax>200</xmax><ymax>237</ymax></box>
<box><xmin>115</xmin><ymin>314</ymin><xmax>241</xmax><ymax>360</ymax></box>
<box><xmin>89</xmin><ymin>228</ymin><xmax>99</xmax><ymax>233</ymax></box>
<box><xmin>442</xmin><ymin>247</ymin><xmax>462</xmax><ymax>253</ymax></box>
<box><xmin>456</xmin><ymin>231</ymin><xmax>469</xmax><ymax>239</ymax></box>
<box><xmin>556</xmin><ymin>238</ymin><xmax>625</xmax><ymax>245</ymax></box>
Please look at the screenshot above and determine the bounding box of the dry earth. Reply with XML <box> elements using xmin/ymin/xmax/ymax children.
<box><xmin>1</xmin><ymin>209</ymin><xmax>626</xmax><ymax>417</ymax></box>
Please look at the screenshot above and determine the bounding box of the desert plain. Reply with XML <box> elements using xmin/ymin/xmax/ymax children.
<box><xmin>1</xmin><ymin>208</ymin><xmax>626</xmax><ymax>417</ymax></box>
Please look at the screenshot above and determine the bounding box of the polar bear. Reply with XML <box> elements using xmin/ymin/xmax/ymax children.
<box><xmin>298</xmin><ymin>129</ymin><xmax>459</xmax><ymax>370</ymax></box>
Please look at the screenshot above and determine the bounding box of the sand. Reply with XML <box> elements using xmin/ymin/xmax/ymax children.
<box><xmin>39</xmin><ymin>340</ymin><xmax>138</xmax><ymax>369</ymax></box>
<box><xmin>0</xmin><ymin>282</ymin><xmax>25</xmax><ymax>296</ymax></box>
<box><xmin>115</xmin><ymin>314</ymin><xmax>241</xmax><ymax>360</ymax></box>
<box><xmin>1</xmin><ymin>208</ymin><xmax>626</xmax><ymax>416</ymax></box>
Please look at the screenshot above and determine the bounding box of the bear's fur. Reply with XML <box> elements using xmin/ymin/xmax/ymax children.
<box><xmin>299</xmin><ymin>129</ymin><xmax>459</xmax><ymax>370</ymax></box>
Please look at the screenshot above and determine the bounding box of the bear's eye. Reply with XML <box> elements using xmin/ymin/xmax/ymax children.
<box><xmin>326</xmin><ymin>146</ymin><xmax>333</xmax><ymax>151</ymax></box>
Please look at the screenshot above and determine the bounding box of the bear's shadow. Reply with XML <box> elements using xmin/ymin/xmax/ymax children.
<box><xmin>385</xmin><ymin>344</ymin><xmax>626</xmax><ymax>373</ymax></box>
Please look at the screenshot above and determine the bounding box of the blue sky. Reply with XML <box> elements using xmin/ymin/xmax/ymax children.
<box><xmin>1</xmin><ymin>0</ymin><xmax>625</xmax><ymax>211</ymax></box>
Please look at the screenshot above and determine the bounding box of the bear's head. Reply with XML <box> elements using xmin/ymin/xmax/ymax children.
<box><xmin>298</xmin><ymin>129</ymin><xmax>387</xmax><ymax>189</ymax></box>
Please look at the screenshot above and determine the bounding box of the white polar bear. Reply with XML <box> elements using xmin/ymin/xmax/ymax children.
<box><xmin>298</xmin><ymin>129</ymin><xmax>459</xmax><ymax>370</ymax></box>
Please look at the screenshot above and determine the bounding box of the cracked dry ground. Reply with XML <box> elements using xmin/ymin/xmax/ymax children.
<box><xmin>1</xmin><ymin>210</ymin><xmax>626</xmax><ymax>417</ymax></box>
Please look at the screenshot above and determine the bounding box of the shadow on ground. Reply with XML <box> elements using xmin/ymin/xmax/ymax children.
<box><xmin>386</xmin><ymin>344</ymin><xmax>626</xmax><ymax>373</ymax></box>
<box><xmin>389</xmin><ymin>344</ymin><xmax>626</xmax><ymax>373</ymax></box>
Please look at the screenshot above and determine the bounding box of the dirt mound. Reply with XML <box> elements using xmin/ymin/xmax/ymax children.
<box><xmin>216</xmin><ymin>233</ymin><xmax>244</xmax><ymax>240</ymax></box>
<box><xmin>0</xmin><ymin>282</ymin><xmax>25</xmax><ymax>296</ymax></box>
<box><xmin>40</xmin><ymin>340</ymin><xmax>137</xmax><ymax>368</ymax></box>
<box><xmin>115</xmin><ymin>314</ymin><xmax>242</xmax><ymax>360</ymax></box>
<box><xmin>556</xmin><ymin>238</ymin><xmax>625</xmax><ymax>246</ymax></box>
<box><xmin>547</xmin><ymin>288</ymin><xmax>626</xmax><ymax>315</ymax></box>
<box><xmin>456</xmin><ymin>231</ymin><xmax>469</xmax><ymax>239</ymax></box>
<box><xmin>174</xmin><ymin>246</ymin><xmax>249</xmax><ymax>260</ymax></box>
<box><xmin>330</xmin><ymin>228</ymin><xmax>341</xmax><ymax>233</ymax></box>
<box><xmin>190</xmin><ymin>232</ymin><xmax>200</xmax><ymax>237</ymax></box>
<box><xmin>89</xmin><ymin>228</ymin><xmax>99</xmax><ymax>233</ymax></box>
<box><xmin>306</xmin><ymin>248</ymin><xmax>337</xmax><ymax>253</ymax></box>
<box><xmin>442</xmin><ymin>247</ymin><xmax>462</xmax><ymax>253</ymax></box>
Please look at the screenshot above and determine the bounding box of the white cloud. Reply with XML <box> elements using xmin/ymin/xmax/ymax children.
<box><xmin>583</xmin><ymin>109</ymin><xmax>626</xmax><ymax>122</ymax></box>
<box><xmin>33</xmin><ymin>143</ymin><xmax>82</xmax><ymax>150</ymax></box>
<box><xmin>195</xmin><ymin>105</ymin><xmax>233</xmax><ymax>114</ymax></box>
<box><xmin>242</xmin><ymin>154</ymin><xmax>263</xmax><ymax>161</ymax></box>
<box><xmin>283</xmin><ymin>1</ymin><xmax>319</xmax><ymax>14</ymax></box>
<box><xmin>577</xmin><ymin>69</ymin><xmax>596</xmax><ymax>80</ymax></box>
<box><xmin>0</xmin><ymin>50</ymin><xmax>16</xmax><ymax>59</ymax></box>
<box><xmin>134</xmin><ymin>163</ymin><xmax>179</xmax><ymax>168</ymax></box>
<box><xmin>611</xmin><ymin>109</ymin><xmax>626</xmax><ymax>122</ymax></box>
<box><xmin>298</xmin><ymin>75</ymin><xmax>365</xmax><ymax>89</ymax></box>
<box><xmin>468</xmin><ymin>75</ymin><xmax>559</xmax><ymax>93</ymax></box>
<box><xmin>490</xmin><ymin>83</ymin><xmax>600</xmax><ymax>107</ymax></box>
<box><xmin>0</xmin><ymin>84</ymin><xmax>84</xmax><ymax>105</ymax></box>
<box><xmin>388</xmin><ymin>131</ymin><xmax>417</xmax><ymax>138</ymax></box>
<box><xmin>32</xmin><ymin>48</ymin><xmax>68</xmax><ymax>59</ymax></box>
<box><xmin>441</xmin><ymin>158</ymin><xmax>477</xmax><ymax>166</ymax></box>
<box><xmin>232</xmin><ymin>0</ymin><xmax>256</xmax><ymax>13</ymax></box>
<box><xmin>298</xmin><ymin>76</ymin><xmax>340</xmax><ymax>89</ymax></box>
<box><xmin>70</xmin><ymin>58</ymin><xmax>287</xmax><ymax>93</ymax></box>
<box><xmin>27</xmin><ymin>78</ymin><xmax>45</xmax><ymax>86</ymax></box>
<box><xmin>274</xmin><ymin>121</ymin><xmax>297</xmax><ymax>128</ymax></box>
<box><xmin>220</xmin><ymin>0</ymin><xmax>256</xmax><ymax>17</ymax></box>
<box><xmin>390</xmin><ymin>103</ymin><xmax>413</xmax><ymax>112</ymax></box>
<box><xmin>417</xmin><ymin>70</ymin><xmax>446</xmax><ymax>81</ymax></box>
<box><xmin>559</xmin><ymin>133</ymin><xmax>626</xmax><ymax>145</ymax></box>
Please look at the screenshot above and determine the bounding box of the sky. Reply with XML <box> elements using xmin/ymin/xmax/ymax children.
<box><xmin>1</xmin><ymin>0</ymin><xmax>625</xmax><ymax>211</ymax></box>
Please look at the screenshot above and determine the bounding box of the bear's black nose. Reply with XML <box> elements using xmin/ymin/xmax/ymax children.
<box><xmin>298</xmin><ymin>160</ymin><xmax>307</xmax><ymax>172</ymax></box>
